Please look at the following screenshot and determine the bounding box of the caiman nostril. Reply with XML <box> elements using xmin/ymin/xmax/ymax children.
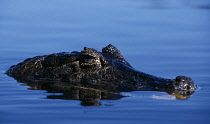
<box><xmin>186</xmin><ymin>86</ymin><xmax>191</xmax><ymax>90</ymax></box>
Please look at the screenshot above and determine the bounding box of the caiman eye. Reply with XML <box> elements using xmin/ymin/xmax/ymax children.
<box><xmin>81</xmin><ymin>55</ymin><xmax>96</xmax><ymax>63</ymax></box>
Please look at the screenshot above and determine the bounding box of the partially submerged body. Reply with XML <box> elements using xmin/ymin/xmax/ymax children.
<box><xmin>6</xmin><ymin>44</ymin><xmax>197</xmax><ymax>104</ymax></box>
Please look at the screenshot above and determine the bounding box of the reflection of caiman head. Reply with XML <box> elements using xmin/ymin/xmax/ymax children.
<box><xmin>6</xmin><ymin>44</ymin><xmax>198</xmax><ymax>106</ymax></box>
<box><xmin>25</xmin><ymin>81</ymin><xmax>124</xmax><ymax>106</ymax></box>
<box><xmin>25</xmin><ymin>80</ymin><xmax>195</xmax><ymax>106</ymax></box>
<box><xmin>166</xmin><ymin>90</ymin><xmax>196</xmax><ymax>100</ymax></box>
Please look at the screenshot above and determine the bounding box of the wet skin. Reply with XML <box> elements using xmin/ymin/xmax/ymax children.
<box><xmin>6</xmin><ymin>44</ymin><xmax>198</xmax><ymax>105</ymax></box>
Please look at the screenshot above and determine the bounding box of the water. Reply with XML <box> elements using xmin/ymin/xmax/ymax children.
<box><xmin>0</xmin><ymin>0</ymin><xmax>210</xmax><ymax>124</ymax></box>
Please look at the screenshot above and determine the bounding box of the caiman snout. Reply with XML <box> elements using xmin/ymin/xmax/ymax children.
<box><xmin>167</xmin><ymin>76</ymin><xmax>197</xmax><ymax>91</ymax></box>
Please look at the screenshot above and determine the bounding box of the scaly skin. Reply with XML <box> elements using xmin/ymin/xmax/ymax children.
<box><xmin>6</xmin><ymin>44</ymin><xmax>198</xmax><ymax>102</ymax></box>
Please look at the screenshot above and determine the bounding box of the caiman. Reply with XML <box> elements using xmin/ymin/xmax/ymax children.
<box><xmin>6</xmin><ymin>44</ymin><xmax>198</xmax><ymax>105</ymax></box>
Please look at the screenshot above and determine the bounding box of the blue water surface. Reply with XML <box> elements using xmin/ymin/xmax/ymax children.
<box><xmin>0</xmin><ymin>0</ymin><xmax>210</xmax><ymax>124</ymax></box>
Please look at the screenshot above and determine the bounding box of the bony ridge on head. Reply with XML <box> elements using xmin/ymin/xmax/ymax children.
<box><xmin>102</xmin><ymin>44</ymin><xmax>124</xmax><ymax>59</ymax></box>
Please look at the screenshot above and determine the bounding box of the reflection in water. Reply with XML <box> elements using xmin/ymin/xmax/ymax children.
<box><xmin>166</xmin><ymin>90</ymin><xmax>195</xmax><ymax>100</ymax></box>
<box><xmin>20</xmin><ymin>80</ymin><xmax>195</xmax><ymax>106</ymax></box>
<box><xmin>23</xmin><ymin>81</ymin><xmax>125</xmax><ymax>106</ymax></box>
<box><xmin>46</xmin><ymin>89</ymin><xmax>124</xmax><ymax>106</ymax></box>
